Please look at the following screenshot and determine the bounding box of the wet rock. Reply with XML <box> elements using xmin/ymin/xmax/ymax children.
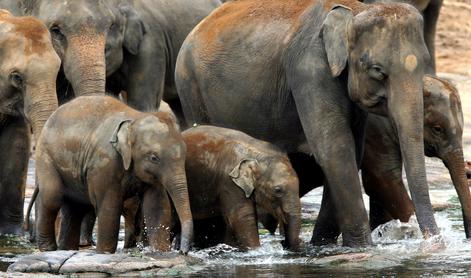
<box><xmin>372</xmin><ymin>219</ymin><xmax>421</xmax><ymax>242</ymax></box>
<box><xmin>7</xmin><ymin>251</ymin><xmax>77</xmax><ymax>273</ymax></box>
<box><xmin>311</xmin><ymin>252</ymin><xmax>402</xmax><ymax>270</ymax></box>
<box><xmin>7</xmin><ymin>250</ymin><xmax>189</xmax><ymax>275</ymax></box>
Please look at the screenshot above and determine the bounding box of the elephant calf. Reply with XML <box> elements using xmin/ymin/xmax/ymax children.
<box><xmin>35</xmin><ymin>95</ymin><xmax>193</xmax><ymax>254</ymax></box>
<box><xmin>363</xmin><ymin>75</ymin><xmax>471</xmax><ymax>235</ymax></box>
<box><xmin>179</xmin><ymin>125</ymin><xmax>301</xmax><ymax>251</ymax></box>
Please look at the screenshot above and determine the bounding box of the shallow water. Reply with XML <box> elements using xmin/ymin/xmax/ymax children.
<box><xmin>2</xmin><ymin>156</ymin><xmax>471</xmax><ymax>276</ymax></box>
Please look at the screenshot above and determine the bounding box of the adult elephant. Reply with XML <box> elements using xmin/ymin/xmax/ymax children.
<box><xmin>175</xmin><ymin>0</ymin><xmax>439</xmax><ymax>247</ymax></box>
<box><xmin>0</xmin><ymin>10</ymin><xmax>60</xmax><ymax>235</ymax></box>
<box><xmin>19</xmin><ymin>0</ymin><xmax>220</xmax><ymax>111</ymax></box>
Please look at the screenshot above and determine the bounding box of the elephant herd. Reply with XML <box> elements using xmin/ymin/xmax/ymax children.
<box><xmin>0</xmin><ymin>0</ymin><xmax>469</xmax><ymax>255</ymax></box>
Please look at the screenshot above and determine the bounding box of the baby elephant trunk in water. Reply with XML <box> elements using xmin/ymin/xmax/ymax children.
<box><xmin>162</xmin><ymin>168</ymin><xmax>193</xmax><ymax>254</ymax></box>
<box><xmin>443</xmin><ymin>150</ymin><xmax>471</xmax><ymax>238</ymax></box>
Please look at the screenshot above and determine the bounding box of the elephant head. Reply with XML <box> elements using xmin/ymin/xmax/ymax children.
<box><xmin>229</xmin><ymin>156</ymin><xmax>301</xmax><ymax>251</ymax></box>
<box><xmin>25</xmin><ymin>0</ymin><xmax>145</xmax><ymax>96</ymax></box>
<box><xmin>323</xmin><ymin>3</ymin><xmax>438</xmax><ymax>237</ymax></box>
<box><xmin>422</xmin><ymin>75</ymin><xmax>471</xmax><ymax>237</ymax></box>
<box><xmin>0</xmin><ymin>10</ymin><xmax>60</xmax><ymax>142</ymax></box>
<box><xmin>111</xmin><ymin>114</ymin><xmax>193</xmax><ymax>253</ymax></box>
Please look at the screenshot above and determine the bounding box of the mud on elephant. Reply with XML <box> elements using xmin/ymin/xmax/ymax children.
<box><xmin>0</xmin><ymin>10</ymin><xmax>59</xmax><ymax>235</ymax></box>
<box><xmin>181</xmin><ymin>126</ymin><xmax>301</xmax><ymax>251</ymax></box>
<box><xmin>176</xmin><ymin>0</ymin><xmax>439</xmax><ymax>246</ymax></box>
<box><xmin>35</xmin><ymin>95</ymin><xmax>193</xmax><ymax>254</ymax></box>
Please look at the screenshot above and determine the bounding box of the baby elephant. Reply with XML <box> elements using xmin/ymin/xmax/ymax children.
<box><xmin>363</xmin><ymin>75</ymin><xmax>471</xmax><ymax>235</ymax></box>
<box><xmin>35</xmin><ymin>95</ymin><xmax>193</xmax><ymax>253</ymax></box>
<box><xmin>181</xmin><ymin>125</ymin><xmax>301</xmax><ymax>251</ymax></box>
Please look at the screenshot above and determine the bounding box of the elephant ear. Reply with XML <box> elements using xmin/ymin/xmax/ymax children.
<box><xmin>229</xmin><ymin>159</ymin><xmax>259</xmax><ymax>198</ymax></box>
<box><xmin>119</xmin><ymin>3</ymin><xmax>145</xmax><ymax>55</ymax></box>
<box><xmin>110</xmin><ymin>119</ymin><xmax>133</xmax><ymax>170</ymax></box>
<box><xmin>322</xmin><ymin>5</ymin><xmax>353</xmax><ymax>77</ymax></box>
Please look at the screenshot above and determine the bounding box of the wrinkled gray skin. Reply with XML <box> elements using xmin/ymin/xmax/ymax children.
<box><xmin>35</xmin><ymin>95</ymin><xmax>193</xmax><ymax>254</ymax></box>
<box><xmin>0</xmin><ymin>10</ymin><xmax>59</xmax><ymax>235</ymax></box>
<box><xmin>176</xmin><ymin>0</ymin><xmax>438</xmax><ymax>246</ymax></box>
<box><xmin>180</xmin><ymin>125</ymin><xmax>301</xmax><ymax>251</ymax></box>
<box><xmin>6</xmin><ymin>0</ymin><xmax>220</xmax><ymax>116</ymax></box>
<box><xmin>261</xmin><ymin>75</ymin><xmax>471</xmax><ymax>242</ymax></box>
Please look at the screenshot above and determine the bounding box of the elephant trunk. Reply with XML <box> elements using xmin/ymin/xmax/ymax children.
<box><xmin>63</xmin><ymin>33</ymin><xmax>106</xmax><ymax>96</ymax></box>
<box><xmin>163</xmin><ymin>168</ymin><xmax>193</xmax><ymax>254</ymax></box>
<box><xmin>25</xmin><ymin>81</ymin><xmax>59</xmax><ymax>144</ymax></box>
<box><xmin>280</xmin><ymin>197</ymin><xmax>301</xmax><ymax>251</ymax></box>
<box><xmin>388</xmin><ymin>75</ymin><xmax>439</xmax><ymax>238</ymax></box>
<box><xmin>443</xmin><ymin>150</ymin><xmax>471</xmax><ymax>238</ymax></box>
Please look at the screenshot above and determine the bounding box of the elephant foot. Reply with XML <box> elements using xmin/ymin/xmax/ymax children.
<box><xmin>310</xmin><ymin>235</ymin><xmax>338</xmax><ymax>246</ymax></box>
<box><xmin>79</xmin><ymin>237</ymin><xmax>95</xmax><ymax>247</ymax></box>
<box><xmin>341</xmin><ymin>225</ymin><xmax>372</xmax><ymax>248</ymax></box>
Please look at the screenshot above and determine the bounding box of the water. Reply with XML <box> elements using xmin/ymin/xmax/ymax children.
<box><xmin>2</xmin><ymin>153</ymin><xmax>471</xmax><ymax>276</ymax></box>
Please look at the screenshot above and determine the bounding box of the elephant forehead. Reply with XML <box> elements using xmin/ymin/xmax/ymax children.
<box><xmin>2</xmin><ymin>17</ymin><xmax>50</xmax><ymax>55</ymax></box>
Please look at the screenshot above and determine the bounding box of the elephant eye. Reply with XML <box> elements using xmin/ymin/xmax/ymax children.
<box><xmin>433</xmin><ymin>125</ymin><xmax>443</xmax><ymax>134</ymax></box>
<box><xmin>274</xmin><ymin>185</ymin><xmax>284</xmax><ymax>196</ymax></box>
<box><xmin>50</xmin><ymin>25</ymin><xmax>65</xmax><ymax>40</ymax></box>
<box><xmin>148</xmin><ymin>153</ymin><xmax>160</xmax><ymax>164</ymax></box>
<box><xmin>368</xmin><ymin>65</ymin><xmax>387</xmax><ymax>81</ymax></box>
<box><xmin>9</xmin><ymin>71</ymin><xmax>24</xmax><ymax>88</ymax></box>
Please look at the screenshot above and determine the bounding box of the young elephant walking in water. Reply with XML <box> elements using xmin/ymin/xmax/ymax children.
<box><xmin>35</xmin><ymin>95</ymin><xmax>193</xmax><ymax>254</ymax></box>
<box><xmin>180</xmin><ymin>125</ymin><xmax>301</xmax><ymax>251</ymax></box>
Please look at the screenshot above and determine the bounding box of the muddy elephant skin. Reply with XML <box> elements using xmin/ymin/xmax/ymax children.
<box><xmin>35</xmin><ymin>95</ymin><xmax>193</xmax><ymax>254</ymax></box>
<box><xmin>176</xmin><ymin>0</ymin><xmax>438</xmax><ymax>246</ymax></box>
<box><xmin>0</xmin><ymin>10</ymin><xmax>60</xmax><ymax>236</ymax></box>
<box><xmin>181</xmin><ymin>126</ymin><xmax>301</xmax><ymax>251</ymax></box>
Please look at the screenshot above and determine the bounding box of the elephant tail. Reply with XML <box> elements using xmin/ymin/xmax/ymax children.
<box><xmin>23</xmin><ymin>186</ymin><xmax>38</xmax><ymax>234</ymax></box>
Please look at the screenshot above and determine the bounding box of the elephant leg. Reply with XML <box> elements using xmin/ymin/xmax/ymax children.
<box><xmin>422</xmin><ymin>0</ymin><xmax>442</xmax><ymax>73</ymax></box>
<box><xmin>257</xmin><ymin>206</ymin><xmax>279</xmax><ymax>235</ymax></box>
<box><xmin>0</xmin><ymin>117</ymin><xmax>30</xmax><ymax>235</ymax></box>
<box><xmin>369</xmin><ymin>197</ymin><xmax>392</xmax><ymax>231</ymax></box>
<box><xmin>79</xmin><ymin>210</ymin><xmax>96</xmax><ymax>247</ymax></box>
<box><xmin>311</xmin><ymin>185</ymin><xmax>340</xmax><ymax>245</ymax></box>
<box><xmin>124</xmin><ymin>39</ymin><xmax>165</xmax><ymax>112</ymax></box>
<box><xmin>294</xmin><ymin>93</ymin><xmax>371</xmax><ymax>246</ymax></box>
<box><xmin>123</xmin><ymin>195</ymin><xmax>140</xmax><ymax>249</ymax></box>
<box><xmin>142</xmin><ymin>186</ymin><xmax>173</xmax><ymax>251</ymax></box>
<box><xmin>57</xmin><ymin>201</ymin><xmax>88</xmax><ymax>250</ymax></box>
<box><xmin>221</xmin><ymin>197</ymin><xmax>260</xmax><ymax>250</ymax></box>
<box><xmin>36</xmin><ymin>156</ymin><xmax>63</xmax><ymax>251</ymax></box>
<box><xmin>361</xmin><ymin>141</ymin><xmax>413</xmax><ymax>231</ymax></box>
<box><xmin>363</xmin><ymin>168</ymin><xmax>414</xmax><ymax>228</ymax></box>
